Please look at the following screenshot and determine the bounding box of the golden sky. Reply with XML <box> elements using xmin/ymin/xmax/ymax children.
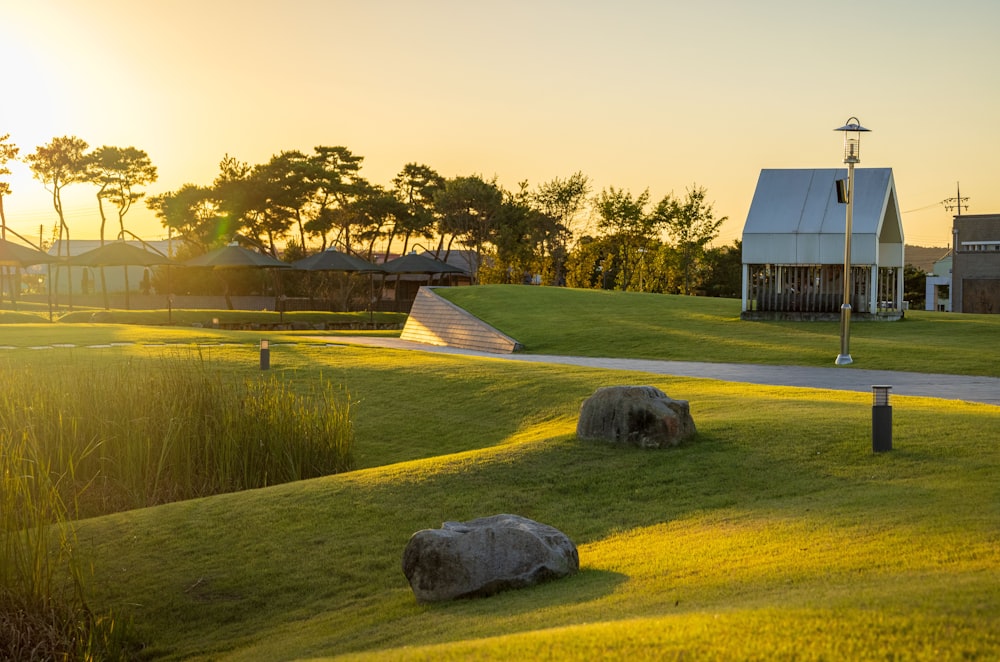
<box><xmin>2</xmin><ymin>0</ymin><xmax>998</xmax><ymax>249</ymax></box>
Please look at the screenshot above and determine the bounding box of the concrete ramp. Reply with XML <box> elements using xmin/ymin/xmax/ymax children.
<box><xmin>400</xmin><ymin>287</ymin><xmax>522</xmax><ymax>354</ymax></box>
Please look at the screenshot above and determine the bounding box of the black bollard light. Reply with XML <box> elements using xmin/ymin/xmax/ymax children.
<box><xmin>872</xmin><ymin>385</ymin><xmax>892</xmax><ymax>453</ymax></box>
<box><xmin>260</xmin><ymin>339</ymin><xmax>270</xmax><ymax>370</ymax></box>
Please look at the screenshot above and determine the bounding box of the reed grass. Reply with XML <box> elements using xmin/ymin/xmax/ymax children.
<box><xmin>0</xmin><ymin>350</ymin><xmax>354</xmax><ymax>659</ymax></box>
<box><xmin>0</xmin><ymin>416</ymin><xmax>130</xmax><ymax>660</ymax></box>
<box><xmin>0</xmin><ymin>353</ymin><xmax>354</xmax><ymax>518</ymax></box>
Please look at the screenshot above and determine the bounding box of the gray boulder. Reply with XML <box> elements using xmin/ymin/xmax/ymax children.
<box><xmin>577</xmin><ymin>385</ymin><xmax>696</xmax><ymax>448</ymax></box>
<box><xmin>402</xmin><ymin>514</ymin><xmax>579</xmax><ymax>602</ymax></box>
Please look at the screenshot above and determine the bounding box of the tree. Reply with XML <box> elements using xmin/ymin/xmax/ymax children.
<box><xmin>701</xmin><ymin>239</ymin><xmax>742</xmax><ymax>298</ymax></box>
<box><xmin>434</xmin><ymin>175</ymin><xmax>503</xmax><ymax>282</ymax></box>
<box><xmin>89</xmin><ymin>146</ymin><xmax>157</xmax><ymax>241</ymax></box>
<box><xmin>903</xmin><ymin>264</ymin><xmax>927</xmax><ymax>309</ymax></box>
<box><xmin>210</xmin><ymin>154</ymin><xmax>255</xmax><ymax>245</ymax></box>
<box><xmin>390</xmin><ymin>163</ymin><xmax>444</xmax><ymax>257</ymax></box>
<box><xmin>26</xmin><ymin>136</ymin><xmax>90</xmax><ymax>304</ymax></box>
<box><xmin>147</xmin><ymin>184</ymin><xmax>226</xmax><ymax>249</ymax></box>
<box><xmin>565</xmin><ymin>235</ymin><xmax>617</xmax><ymax>289</ymax></box>
<box><xmin>0</xmin><ymin>134</ymin><xmax>20</xmax><ymax>303</ymax></box>
<box><xmin>255</xmin><ymin>150</ymin><xmax>313</xmax><ymax>251</ymax></box>
<box><xmin>533</xmin><ymin>172</ymin><xmax>590</xmax><ymax>285</ymax></box>
<box><xmin>83</xmin><ymin>146</ymin><xmax>158</xmax><ymax>306</ymax></box>
<box><xmin>347</xmin><ymin>184</ymin><xmax>407</xmax><ymax>261</ymax></box>
<box><xmin>479</xmin><ymin>182</ymin><xmax>542</xmax><ymax>284</ymax></box>
<box><xmin>0</xmin><ymin>133</ymin><xmax>18</xmax><ymax>241</ymax></box>
<box><xmin>654</xmin><ymin>185</ymin><xmax>727</xmax><ymax>295</ymax></box>
<box><xmin>302</xmin><ymin>146</ymin><xmax>367</xmax><ymax>250</ymax></box>
<box><xmin>594</xmin><ymin>187</ymin><xmax>660</xmax><ymax>290</ymax></box>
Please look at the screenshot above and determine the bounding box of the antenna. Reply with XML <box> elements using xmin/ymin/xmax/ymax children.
<box><xmin>942</xmin><ymin>182</ymin><xmax>969</xmax><ymax>215</ymax></box>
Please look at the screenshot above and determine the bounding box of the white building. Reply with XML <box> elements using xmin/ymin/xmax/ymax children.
<box><xmin>741</xmin><ymin>168</ymin><xmax>905</xmax><ymax>321</ymax></box>
<box><xmin>924</xmin><ymin>254</ymin><xmax>952</xmax><ymax>312</ymax></box>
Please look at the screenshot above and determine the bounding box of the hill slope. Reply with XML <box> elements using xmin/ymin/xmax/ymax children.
<box><xmin>905</xmin><ymin>244</ymin><xmax>950</xmax><ymax>273</ymax></box>
<box><xmin>435</xmin><ymin>285</ymin><xmax>999</xmax><ymax>377</ymax></box>
<box><xmin>69</xmin><ymin>341</ymin><xmax>1000</xmax><ymax>660</ymax></box>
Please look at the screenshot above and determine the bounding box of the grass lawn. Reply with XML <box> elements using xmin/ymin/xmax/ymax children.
<box><xmin>0</xmin><ymin>305</ymin><xmax>406</xmax><ymax>328</ymax></box>
<box><xmin>437</xmin><ymin>285</ymin><xmax>1000</xmax><ymax>377</ymax></box>
<box><xmin>1</xmin><ymin>289</ymin><xmax>997</xmax><ymax>660</ymax></box>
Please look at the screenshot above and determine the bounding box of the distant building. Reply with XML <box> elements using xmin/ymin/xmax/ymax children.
<box><xmin>924</xmin><ymin>253</ymin><xmax>952</xmax><ymax>312</ymax></box>
<box><xmin>741</xmin><ymin>168</ymin><xmax>905</xmax><ymax>321</ymax></box>
<box><xmin>951</xmin><ymin>214</ymin><xmax>1000</xmax><ymax>314</ymax></box>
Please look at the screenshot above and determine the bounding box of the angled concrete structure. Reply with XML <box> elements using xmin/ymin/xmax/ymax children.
<box><xmin>741</xmin><ymin>168</ymin><xmax>905</xmax><ymax>320</ymax></box>
<box><xmin>400</xmin><ymin>287</ymin><xmax>522</xmax><ymax>353</ymax></box>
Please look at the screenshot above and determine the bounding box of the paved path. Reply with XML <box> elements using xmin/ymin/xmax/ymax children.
<box><xmin>325</xmin><ymin>336</ymin><xmax>1000</xmax><ymax>406</ymax></box>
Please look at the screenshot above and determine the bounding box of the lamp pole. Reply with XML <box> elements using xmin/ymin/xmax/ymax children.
<box><xmin>834</xmin><ymin>118</ymin><xmax>870</xmax><ymax>366</ymax></box>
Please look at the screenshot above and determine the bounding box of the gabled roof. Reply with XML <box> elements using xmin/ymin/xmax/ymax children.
<box><xmin>742</xmin><ymin>168</ymin><xmax>904</xmax><ymax>267</ymax></box>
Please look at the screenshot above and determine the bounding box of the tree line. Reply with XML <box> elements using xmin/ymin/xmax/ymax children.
<box><xmin>0</xmin><ymin>133</ymin><xmax>742</xmax><ymax>298</ymax></box>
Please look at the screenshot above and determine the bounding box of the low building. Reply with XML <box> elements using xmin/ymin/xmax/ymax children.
<box><xmin>951</xmin><ymin>214</ymin><xmax>1000</xmax><ymax>314</ymax></box>
<box><xmin>741</xmin><ymin>168</ymin><xmax>905</xmax><ymax>321</ymax></box>
<box><xmin>924</xmin><ymin>253</ymin><xmax>952</xmax><ymax>312</ymax></box>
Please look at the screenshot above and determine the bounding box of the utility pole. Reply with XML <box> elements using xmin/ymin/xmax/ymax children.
<box><xmin>944</xmin><ymin>183</ymin><xmax>969</xmax><ymax>314</ymax></box>
<box><xmin>942</xmin><ymin>182</ymin><xmax>969</xmax><ymax>215</ymax></box>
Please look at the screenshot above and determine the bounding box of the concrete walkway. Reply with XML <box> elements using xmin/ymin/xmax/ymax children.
<box><xmin>325</xmin><ymin>336</ymin><xmax>1000</xmax><ymax>406</ymax></box>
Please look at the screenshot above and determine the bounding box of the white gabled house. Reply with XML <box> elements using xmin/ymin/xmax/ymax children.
<box><xmin>741</xmin><ymin>168</ymin><xmax>905</xmax><ymax>321</ymax></box>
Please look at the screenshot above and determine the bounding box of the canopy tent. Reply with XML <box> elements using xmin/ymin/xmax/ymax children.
<box><xmin>291</xmin><ymin>248</ymin><xmax>383</xmax><ymax>315</ymax></box>
<box><xmin>69</xmin><ymin>241</ymin><xmax>172</xmax><ymax>267</ymax></box>
<box><xmin>69</xmin><ymin>241</ymin><xmax>174</xmax><ymax>309</ymax></box>
<box><xmin>183</xmin><ymin>243</ymin><xmax>290</xmax><ymax>311</ymax></box>
<box><xmin>0</xmin><ymin>238</ymin><xmax>59</xmax><ymax>312</ymax></box>
<box><xmin>380</xmin><ymin>252</ymin><xmax>465</xmax><ymax>275</ymax></box>
<box><xmin>183</xmin><ymin>244</ymin><xmax>290</xmax><ymax>269</ymax></box>
<box><xmin>379</xmin><ymin>251</ymin><xmax>466</xmax><ymax>311</ymax></box>
<box><xmin>0</xmin><ymin>238</ymin><xmax>60</xmax><ymax>267</ymax></box>
<box><xmin>291</xmin><ymin>248</ymin><xmax>382</xmax><ymax>273</ymax></box>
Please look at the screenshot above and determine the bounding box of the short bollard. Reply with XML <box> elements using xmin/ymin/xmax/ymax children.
<box><xmin>872</xmin><ymin>385</ymin><xmax>892</xmax><ymax>453</ymax></box>
<box><xmin>260</xmin><ymin>339</ymin><xmax>270</xmax><ymax>370</ymax></box>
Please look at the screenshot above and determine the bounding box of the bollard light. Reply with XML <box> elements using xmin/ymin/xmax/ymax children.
<box><xmin>260</xmin><ymin>339</ymin><xmax>270</xmax><ymax>370</ymax></box>
<box><xmin>872</xmin><ymin>385</ymin><xmax>892</xmax><ymax>452</ymax></box>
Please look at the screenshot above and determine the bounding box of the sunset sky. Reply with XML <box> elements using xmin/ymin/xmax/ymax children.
<box><xmin>2</xmin><ymin>0</ymin><xmax>998</xmax><ymax>250</ymax></box>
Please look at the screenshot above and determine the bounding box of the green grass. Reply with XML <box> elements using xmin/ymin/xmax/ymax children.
<box><xmin>54</xmin><ymin>308</ymin><xmax>406</xmax><ymax>328</ymax></box>
<box><xmin>1</xmin><ymin>287</ymin><xmax>997</xmax><ymax>660</ymax></box>
<box><xmin>0</xmin><ymin>298</ymin><xmax>406</xmax><ymax>327</ymax></box>
<box><xmin>15</xmin><ymin>332</ymin><xmax>986</xmax><ymax>661</ymax></box>
<box><xmin>437</xmin><ymin>285</ymin><xmax>1000</xmax><ymax>377</ymax></box>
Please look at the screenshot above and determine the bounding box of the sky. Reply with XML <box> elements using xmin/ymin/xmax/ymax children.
<box><xmin>2</xmin><ymin>0</ymin><xmax>998</xmax><ymax>250</ymax></box>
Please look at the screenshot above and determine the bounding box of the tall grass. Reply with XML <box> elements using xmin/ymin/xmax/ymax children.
<box><xmin>0</xmin><ymin>351</ymin><xmax>354</xmax><ymax>658</ymax></box>
<box><xmin>0</xmin><ymin>352</ymin><xmax>354</xmax><ymax>518</ymax></box>
<box><xmin>0</xmin><ymin>420</ymin><xmax>128</xmax><ymax>659</ymax></box>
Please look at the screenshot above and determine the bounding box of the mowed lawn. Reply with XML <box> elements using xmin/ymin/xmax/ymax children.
<box><xmin>2</xmin><ymin>288</ymin><xmax>997</xmax><ymax>660</ymax></box>
<box><xmin>437</xmin><ymin>285</ymin><xmax>1000</xmax><ymax>377</ymax></box>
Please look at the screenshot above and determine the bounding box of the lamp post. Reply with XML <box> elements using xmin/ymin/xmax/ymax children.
<box><xmin>833</xmin><ymin>118</ymin><xmax>871</xmax><ymax>366</ymax></box>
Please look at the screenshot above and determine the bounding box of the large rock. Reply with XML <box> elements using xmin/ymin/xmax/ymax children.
<box><xmin>577</xmin><ymin>385</ymin><xmax>696</xmax><ymax>448</ymax></box>
<box><xmin>402</xmin><ymin>514</ymin><xmax>579</xmax><ymax>602</ymax></box>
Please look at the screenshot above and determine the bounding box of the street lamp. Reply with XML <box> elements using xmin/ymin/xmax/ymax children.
<box><xmin>833</xmin><ymin>117</ymin><xmax>871</xmax><ymax>366</ymax></box>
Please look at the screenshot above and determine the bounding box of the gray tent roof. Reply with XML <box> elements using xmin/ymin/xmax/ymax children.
<box><xmin>292</xmin><ymin>248</ymin><xmax>381</xmax><ymax>273</ymax></box>
<box><xmin>183</xmin><ymin>244</ymin><xmax>290</xmax><ymax>269</ymax></box>
<box><xmin>742</xmin><ymin>168</ymin><xmax>904</xmax><ymax>267</ymax></box>
<box><xmin>0</xmin><ymin>238</ymin><xmax>59</xmax><ymax>266</ymax></box>
<box><xmin>68</xmin><ymin>241</ymin><xmax>173</xmax><ymax>267</ymax></box>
